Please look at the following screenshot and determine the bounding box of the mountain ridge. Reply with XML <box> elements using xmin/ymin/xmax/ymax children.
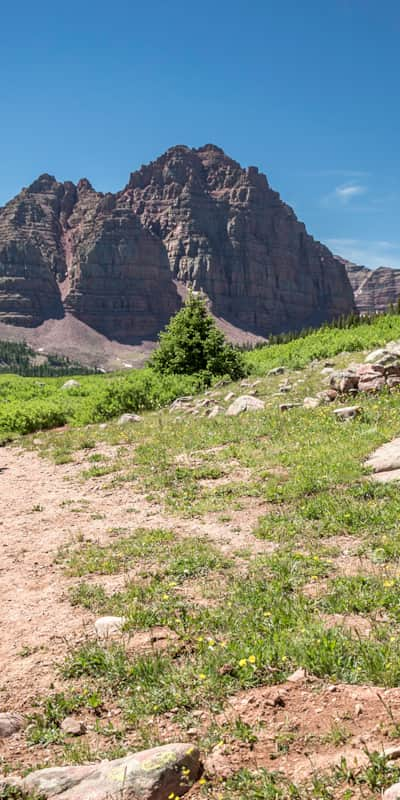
<box><xmin>0</xmin><ymin>144</ymin><xmax>357</xmax><ymax>365</ymax></box>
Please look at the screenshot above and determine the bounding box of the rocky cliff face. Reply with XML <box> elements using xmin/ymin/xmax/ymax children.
<box><xmin>0</xmin><ymin>145</ymin><xmax>355</xmax><ymax>341</ymax></box>
<box><xmin>0</xmin><ymin>175</ymin><xmax>180</xmax><ymax>337</ymax></box>
<box><xmin>124</xmin><ymin>144</ymin><xmax>354</xmax><ymax>334</ymax></box>
<box><xmin>344</xmin><ymin>260</ymin><xmax>400</xmax><ymax>315</ymax></box>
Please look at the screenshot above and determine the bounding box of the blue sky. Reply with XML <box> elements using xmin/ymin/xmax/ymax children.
<box><xmin>1</xmin><ymin>0</ymin><xmax>399</xmax><ymax>268</ymax></box>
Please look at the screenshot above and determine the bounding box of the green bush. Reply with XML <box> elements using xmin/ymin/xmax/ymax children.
<box><xmin>150</xmin><ymin>293</ymin><xmax>246</xmax><ymax>381</ymax></box>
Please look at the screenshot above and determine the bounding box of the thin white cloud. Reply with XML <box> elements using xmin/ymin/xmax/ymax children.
<box><xmin>335</xmin><ymin>183</ymin><xmax>368</xmax><ymax>203</ymax></box>
<box><xmin>326</xmin><ymin>238</ymin><xmax>400</xmax><ymax>269</ymax></box>
<box><xmin>321</xmin><ymin>182</ymin><xmax>369</xmax><ymax>209</ymax></box>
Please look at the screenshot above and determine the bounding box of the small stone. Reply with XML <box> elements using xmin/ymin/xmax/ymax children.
<box><xmin>355</xmin><ymin>703</ymin><xmax>363</xmax><ymax>717</ymax></box>
<box><xmin>303</xmin><ymin>397</ymin><xmax>321</xmax><ymax>409</ymax></box>
<box><xmin>279</xmin><ymin>403</ymin><xmax>301</xmax><ymax>411</ymax></box>
<box><xmin>268</xmin><ymin>366</ymin><xmax>285</xmax><ymax>376</ymax></box>
<box><xmin>317</xmin><ymin>389</ymin><xmax>338</xmax><ymax>403</ymax></box>
<box><xmin>61</xmin><ymin>717</ymin><xmax>87</xmax><ymax>736</ymax></box>
<box><xmin>287</xmin><ymin>667</ymin><xmax>307</xmax><ymax>683</ymax></box>
<box><xmin>61</xmin><ymin>379</ymin><xmax>80</xmax><ymax>390</ymax></box>
<box><xmin>208</xmin><ymin>405</ymin><xmax>223</xmax><ymax>418</ymax></box>
<box><xmin>95</xmin><ymin>616</ymin><xmax>126</xmax><ymax>638</ymax></box>
<box><xmin>0</xmin><ymin>713</ymin><xmax>24</xmax><ymax>738</ymax></box>
<box><xmin>117</xmin><ymin>413</ymin><xmax>142</xmax><ymax>425</ymax></box>
<box><xmin>224</xmin><ymin>392</ymin><xmax>235</xmax><ymax>402</ymax></box>
<box><xmin>384</xmin><ymin>745</ymin><xmax>400</xmax><ymax>760</ymax></box>
<box><xmin>333</xmin><ymin>406</ymin><xmax>361</xmax><ymax>420</ymax></box>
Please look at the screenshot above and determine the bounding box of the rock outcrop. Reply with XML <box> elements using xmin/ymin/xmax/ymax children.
<box><xmin>0</xmin><ymin>145</ymin><xmax>356</xmax><ymax>342</ymax></box>
<box><xmin>0</xmin><ymin>175</ymin><xmax>180</xmax><ymax>339</ymax></box>
<box><xmin>125</xmin><ymin>144</ymin><xmax>355</xmax><ymax>334</ymax></box>
<box><xmin>343</xmin><ymin>259</ymin><xmax>400</xmax><ymax>315</ymax></box>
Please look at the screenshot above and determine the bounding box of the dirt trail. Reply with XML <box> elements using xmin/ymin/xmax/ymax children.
<box><xmin>0</xmin><ymin>445</ymin><xmax>271</xmax><ymax>709</ymax></box>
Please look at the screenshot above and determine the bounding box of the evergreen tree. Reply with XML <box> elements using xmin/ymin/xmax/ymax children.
<box><xmin>150</xmin><ymin>293</ymin><xmax>246</xmax><ymax>381</ymax></box>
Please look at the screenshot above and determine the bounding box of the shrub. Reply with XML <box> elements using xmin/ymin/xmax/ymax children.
<box><xmin>150</xmin><ymin>293</ymin><xmax>246</xmax><ymax>381</ymax></box>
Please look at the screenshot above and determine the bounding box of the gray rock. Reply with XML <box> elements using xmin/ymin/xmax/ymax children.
<box><xmin>95</xmin><ymin>616</ymin><xmax>126</xmax><ymax>638</ymax></box>
<box><xmin>208</xmin><ymin>405</ymin><xmax>223</xmax><ymax>418</ymax></box>
<box><xmin>387</xmin><ymin>376</ymin><xmax>400</xmax><ymax>388</ymax></box>
<box><xmin>117</xmin><ymin>413</ymin><xmax>142</xmax><ymax>425</ymax></box>
<box><xmin>333</xmin><ymin>406</ymin><xmax>361</xmax><ymax>420</ymax></box>
<box><xmin>317</xmin><ymin>389</ymin><xmax>338</xmax><ymax>403</ymax></box>
<box><xmin>61</xmin><ymin>379</ymin><xmax>81</xmax><ymax>390</ymax></box>
<box><xmin>320</xmin><ymin>367</ymin><xmax>334</xmax><ymax>375</ymax></box>
<box><xmin>226</xmin><ymin>395</ymin><xmax>265</xmax><ymax>416</ymax></box>
<box><xmin>169</xmin><ymin>396</ymin><xmax>194</xmax><ymax>413</ymax></box>
<box><xmin>365</xmin><ymin>348</ymin><xmax>390</xmax><ymax>363</ymax></box>
<box><xmin>303</xmin><ymin>397</ymin><xmax>321</xmax><ymax>409</ymax></box>
<box><xmin>224</xmin><ymin>392</ymin><xmax>235</xmax><ymax>402</ymax></box>
<box><xmin>279</xmin><ymin>403</ymin><xmax>301</xmax><ymax>411</ymax></box>
<box><xmin>61</xmin><ymin>717</ymin><xmax>87</xmax><ymax>736</ymax></box>
<box><xmin>287</xmin><ymin>667</ymin><xmax>307</xmax><ymax>682</ymax></box>
<box><xmin>268</xmin><ymin>367</ymin><xmax>285</xmax><ymax>376</ymax></box>
<box><xmin>330</xmin><ymin>370</ymin><xmax>359</xmax><ymax>393</ymax></box>
<box><xmin>22</xmin><ymin>743</ymin><xmax>201</xmax><ymax>800</ymax></box>
<box><xmin>383</xmin><ymin>783</ymin><xmax>400</xmax><ymax>799</ymax></box>
<box><xmin>0</xmin><ymin>712</ymin><xmax>24</xmax><ymax>738</ymax></box>
<box><xmin>365</xmin><ymin>438</ymin><xmax>400</xmax><ymax>474</ymax></box>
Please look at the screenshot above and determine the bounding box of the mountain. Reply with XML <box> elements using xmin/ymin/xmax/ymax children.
<box><xmin>0</xmin><ymin>145</ymin><xmax>355</xmax><ymax>365</ymax></box>
<box><xmin>342</xmin><ymin>258</ymin><xmax>400</xmax><ymax>315</ymax></box>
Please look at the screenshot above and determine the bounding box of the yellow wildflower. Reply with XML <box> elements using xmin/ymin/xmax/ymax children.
<box><xmin>248</xmin><ymin>655</ymin><xmax>256</xmax><ymax>664</ymax></box>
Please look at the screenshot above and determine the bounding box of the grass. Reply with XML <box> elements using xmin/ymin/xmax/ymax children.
<box><xmin>6</xmin><ymin>314</ymin><xmax>400</xmax><ymax>798</ymax></box>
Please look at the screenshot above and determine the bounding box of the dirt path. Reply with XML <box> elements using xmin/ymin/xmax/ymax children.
<box><xmin>0</xmin><ymin>444</ymin><xmax>272</xmax><ymax>710</ymax></box>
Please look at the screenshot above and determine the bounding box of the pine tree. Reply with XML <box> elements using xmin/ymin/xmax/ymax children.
<box><xmin>150</xmin><ymin>292</ymin><xmax>246</xmax><ymax>381</ymax></box>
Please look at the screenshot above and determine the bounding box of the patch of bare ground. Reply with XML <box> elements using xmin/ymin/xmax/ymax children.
<box><xmin>0</xmin><ymin>445</ymin><xmax>272</xmax><ymax>714</ymax></box>
<box><xmin>186</xmin><ymin>680</ymin><xmax>400</xmax><ymax>786</ymax></box>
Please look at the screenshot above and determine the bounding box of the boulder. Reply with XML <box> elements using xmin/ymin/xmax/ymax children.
<box><xmin>268</xmin><ymin>366</ymin><xmax>285</xmax><ymax>376</ymax></box>
<box><xmin>383</xmin><ymin>783</ymin><xmax>400</xmax><ymax>799</ymax></box>
<box><xmin>208</xmin><ymin>405</ymin><xmax>223</xmax><ymax>418</ymax></box>
<box><xmin>358</xmin><ymin>375</ymin><xmax>386</xmax><ymax>393</ymax></box>
<box><xmin>61</xmin><ymin>718</ymin><xmax>86</xmax><ymax>736</ymax></box>
<box><xmin>22</xmin><ymin>743</ymin><xmax>202</xmax><ymax>800</ymax></box>
<box><xmin>61</xmin><ymin>380</ymin><xmax>81</xmax><ymax>390</ymax></box>
<box><xmin>333</xmin><ymin>406</ymin><xmax>361</xmax><ymax>420</ymax></box>
<box><xmin>330</xmin><ymin>370</ymin><xmax>359</xmax><ymax>393</ymax></box>
<box><xmin>117</xmin><ymin>413</ymin><xmax>142</xmax><ymax>425</ymax></box>
<box><xmin>317</xmin><ymin>389</ymin><xmax>337</xmax><ymax>403</ymax></box>
<box><xmin>95</xmin><ymin>616</ymin><xmax>126</xmax><ymax>638</ymax></box>
<box><xmin>0</xmin><ymin>712</ymin><xmax>24</xmax><ymax>738</ymax></box>
<box><xmin>387</xmin><ymin>376</ymin><xmax>400</xmax><ymax>389</ymax></box>
<box><xmin>226</xmin><ymin>395</ymin><xmax>265</xmax><ymax>416</ymax></box>
<box><xmin>303</xmin><ymin>396</ymin><xmax>321</xmax><ymax>409</ymax></box>
<box><xmin>365</xmin><ymin>348</ymin><xmax>391</xmax><ymax>364</ymax></box>
<box><xmin>365</xmin><ymin>438</ymin><xmax>400</xmax><ymax>474</ymax></box>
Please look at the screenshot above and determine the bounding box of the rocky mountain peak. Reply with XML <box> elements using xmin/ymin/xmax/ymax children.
<box><xmin>0</xmin><ymin>144</ymin><xmax>356</xmax><ymax>343</ymax></box>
